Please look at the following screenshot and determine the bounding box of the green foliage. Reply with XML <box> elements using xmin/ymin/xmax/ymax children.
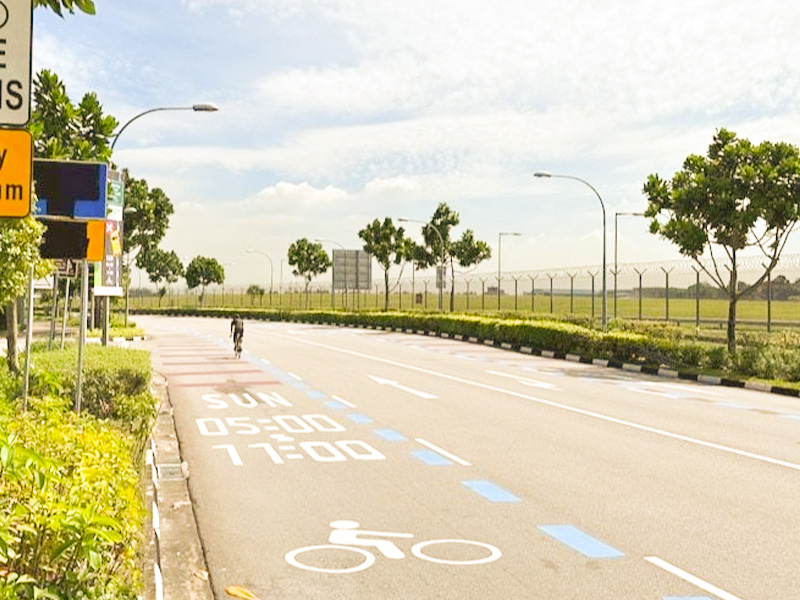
<box><xmin>30</xmin><ymin>70</ymin><xmax>115</xmax><ymax>162</ymax></box>
<box><xmin>122</xmin><ymin>174</ymin><xmax>175</xmax><ymax>263</ymax></box>
<box><xmin>0</xmin><ymin>408</ymin><xmax>142</xmax><ymax>599</ymax></box>
<box><xmin>33</xmin><ymin>0</ymin><xmax>96</xmax><ymax>16</ymax></box>
<box><xmin>411</xmin><ymin>203</ymin><xmax>491</xmax><ymax>310</ymax></box>
<box><xmin>138</xmin><ymin>248</ymin><xmax>184</xmax><ymax>299</ymax></box>
<box><xmin>644</xmin><ymin>128</ymin><xmax>800</xmax><ymax>352</ymax></box>
<box><xmin>359</xmin><ymin>218</ymin><xmax>413</xmax><ymax>310</ymax></box>
<box><xmin>0</xmin><ymin>218</ymin><xmax>47</xmax><ymax>307</ymax></box>
<box><xmin>287</xmin><ymin>238</ymin><xmax>331</xmax><ymax>293</ymax></box>
<box><xmin>185</xmin><ymin>256</ymin><xmax>225</xmax><ymax>305</ymax></box>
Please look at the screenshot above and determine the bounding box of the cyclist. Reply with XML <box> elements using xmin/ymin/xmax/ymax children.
<box><xmin>230</xmin><ymin>315</ymin><xmax>244</xmax><ymax>357</ymax></box>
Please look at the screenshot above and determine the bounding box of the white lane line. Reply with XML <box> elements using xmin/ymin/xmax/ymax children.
<box><xmin>415</xmin><ymin>438</ymin><xmax>472</xmax><ymax>466</ymax></box>
<box><xmin>331</xmin><ymin>394</ymin><xmax>357</xmax><ymax>408</ymax></box>
<box><xmin>645</xmin><ymin>556</ymin><xmax>744</xmax><ymax>600</ymax></box>
<box><xmin>287</xmin><ymin>372</ymin><xmax>303</xmax><ymax>381</ymax></box>
<box><xmin>271</xmin><ymin>333</ymin><xmax>800</xmax><ymax>473</ymax></box>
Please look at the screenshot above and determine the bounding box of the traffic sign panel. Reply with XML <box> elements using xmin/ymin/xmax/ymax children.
<box><xmin>0</xmin><ymin>127</ymin><xmax>31</xmax><ymax>217</ymax></box>
<box><xmin>0</xmin><ymin>1</ymin><xmax>32</xmax><ymax>126</ymax></box>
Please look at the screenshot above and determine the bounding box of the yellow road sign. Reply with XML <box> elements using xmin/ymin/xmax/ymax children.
<box><xmin>0</xmin><ymin>128</ymin><xmax>31</xmax><ymax>217</ymax></box>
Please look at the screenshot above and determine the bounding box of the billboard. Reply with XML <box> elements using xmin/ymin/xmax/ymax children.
<box><xmin>332</xmin><ymin>249</ymin><xmax>371</xmax><ymax>290</ymax></box>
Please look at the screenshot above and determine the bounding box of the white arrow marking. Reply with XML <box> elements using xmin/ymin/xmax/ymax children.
<box><xmin>368</xmin><ymin>375</ymin><xmax>437</xmax><ymax>399</ymax></box>
<box><xmin>488</xmin><ymin>370</ymin><xmax>560</xmax><ymax>390</ymax></box>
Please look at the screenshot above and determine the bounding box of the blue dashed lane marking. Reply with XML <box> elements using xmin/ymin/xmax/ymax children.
<box><xmin>539</xmin><ymin>525</ymin><xmax>624</xmax><ymax>559</ymax></box>
<box><xmin>412</xmin><ymin>450</ymin><xmax>453</xmax><ymax>466</ymax></box>
<box><xmin>346</xmin><ymin>413</ymin><xmax>374</xmax><ymax>424</ymax></box>
<box><xmin>325</xmin><ymin>400</ymin><xmax>348</xmax><ymax>410</ymax></box>
<box><xmin>291</xmin><ymin>382</ymin><xmax>310</xmax><ymax>390</ymax></box>
<box><xmin>462</xmin><ymin>480</ymin><xmax>521</xmax><ymax>503</ymax></box>
<box><xmin>374</xmin><ymin>428</ymin><xmax>407</xmax><ymax>441</ymax></box>
<box><xmin>305</xmin><ymin>390</ymin><xmax>326</xmax><ymax>399</ymax></box>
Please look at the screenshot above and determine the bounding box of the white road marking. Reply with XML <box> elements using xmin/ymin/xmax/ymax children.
<box><xmin>272</xmin><ymin>333</ymin><xmax>800</xmax><ymax>473</ymax></box>
<box><xmin>488</xmin><ymin>370</ymin><xmax>560</xmax><ymax>390</ymax></box>
<box><xmin>644</xmin><ymin>556</ymin><xmax>744</xmax><ymax>600</ymax></box>
<box><xmin>415</xmin><ymin>438</ymin><xmax>472</xmax><ymax>466</ymax></box>
<box><xmin>331</xmin><ymin>394</ymin><xmax>357</xmax><ymax>408</ymax></box>
<box><xmin>288</xmin><ymin>372</ymin><xmax>303</xmax><ymax>381</ymax></box>
<box><xmin>368</xmin><ymin>375</ymin><xmax>438</xmax><ymax>399</ymax></box>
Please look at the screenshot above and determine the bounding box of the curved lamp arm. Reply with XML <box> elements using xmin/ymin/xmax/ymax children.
<box><xmin>110</xmin><ymin>103</ymin><xmax>219</xmax><ymax>152</ymax></box>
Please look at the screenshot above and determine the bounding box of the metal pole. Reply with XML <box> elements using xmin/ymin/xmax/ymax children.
<box><xmin>75</xmin><ymin>260</ymin><xmax>89</xmax><ymax>413</ymax></box>
<box><xmin>22</xmin><ymin>265</ymin><xmax>34</xmax><ymax>410</ymax></box>
<box><xmin>61</xmin><ymin>275</ymin><xmax>71</xmax><ymax>350</ymax></box>
<box><xmin>49</xmin><ymin>272</ymin><xmax>58</xmax><ymax>349</ymax></box>
<box><xmin>534</xmin><ymin>173</ymin><xmax>607</xmax><ymax>329</ymax></box>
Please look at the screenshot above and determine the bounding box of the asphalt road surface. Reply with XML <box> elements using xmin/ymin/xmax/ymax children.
<box><xmin>136</xmin><ymin>314</ymin><xmax>800</xmax><ymax>600</ymax></box>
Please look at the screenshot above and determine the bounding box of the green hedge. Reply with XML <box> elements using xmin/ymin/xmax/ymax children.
<box><xmin>135</xmin><ymin>306</ymin><xmax>800</xmax><ymax>384</ymax></box>
<box><xmin>1</xmin><ymin>345</ymin><xmax>158</xmax><ymax>599</ymax></box>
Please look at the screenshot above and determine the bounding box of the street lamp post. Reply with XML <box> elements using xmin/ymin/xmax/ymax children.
<box><xmin>497</xmin><ymin>232</ymin><xmax>521</xmax><ymax>310</ymax></box>
<box><xmin>112</xmin><ymin>102</ymin><xmax>219</xmax><ymax>338</ymax></box>
<box><xmin>246</xmin><ymin>249</ymin><xmax>274</xmax><ymax>306</ymax></box>
<box><xmin>534</xmin><ymin>171</ymin><xmax>608</xmax><ymax>330</ymax></box>
<box><xmin>614</xmin><ymin>212</ymin><xmax>645</xmax><ymax>319</ymax></box>
<box><xmin>399</xmin><ymin>218</ymin><xmax>445</xmax><ymax>310</ymax></box>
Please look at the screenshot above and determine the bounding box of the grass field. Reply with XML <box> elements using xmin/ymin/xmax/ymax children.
<box><xmin>129</xmin><ymin>289</ymin><xmax>800</xmax><ymax>330</ymax></box>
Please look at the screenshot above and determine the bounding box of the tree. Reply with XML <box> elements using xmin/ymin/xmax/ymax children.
<box><xmin>29</xmin><ymin>70</ymin><xmax>116</xmax><ymax>161</ymax></box>
<box><xmin>34</xmin><ymin>0</ymin><xmax>96</xmax><ymax>16</ymax></box>
<box><xmin>139</xmin><ymin>249</ymin><xmax>183</xmax><ymax>306</ymax></box>
<box><xmin>0</xmin><ymin>217</ymin><xmax>47</xmax><ymax>372</ymax></box>
<box><xmin>359</xmin><ymin>218</ymin><xmax>413</xmax><ymax>310</ymax></box>
<box><xmin>644</xmin><ymin>128</ymin><xmax>800</xmax><ymax>352</ymax></box>
<box><xmin>246</xmin><ymin>284</ymin><xmax>266</xmax><ymax>305</ymax></box>
<box><xmin>287</xmin><ymin>238</ymin><xmax>330</xmax><ymax>304</ymax></box>
<box><xmin>121</xmin><ymin>173</ymin><xmax>175</xmax><ymax>268</ymax></box>
<box><xmin>185</xmin><ymin>257</ymin><xmax>224</xmax><ymax>306</ymax></box>
<box><xmin>414</xmin><ymin>203</ymin><xmax>492</xmax><ymax>310</ymax></box>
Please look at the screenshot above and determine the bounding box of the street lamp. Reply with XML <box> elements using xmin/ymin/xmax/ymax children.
<box><xmin>110</xmin><ymin>103</ymin><xmax>219</xmax><ymax>152</ymax></box>
<box><xmin>497</xmin><ymin>232</ymin><xmax>521</xmax><ymax>309</ymax></box>
<box><xmin>534</xmin><ymin>171</ymin><xmax>608</xmax><ymax>330</ymax></box>
<box><xmin>315</xmin><ymin>238</ymin><xmax>345</xmax><ymax>309</ymax></box>
<box><xmin>614</xmin><ymin>212</ymin><xmax>645</xmax><ymax>319</ymax></box>
<box><xmin>399</xmin><ymin>218</ymin><xmax>445</xmax><ymax>310</ymax></box>
<box><xmin>246</xmin><ymin>249</ymin><xmax>274</xmax><ymax>306</ymax></box>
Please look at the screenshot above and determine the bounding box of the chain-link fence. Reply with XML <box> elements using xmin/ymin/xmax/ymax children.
<box><xmin>129</xmin><ymin>253</ymin><xmax>800</xmax><ymax>330</ymax></box>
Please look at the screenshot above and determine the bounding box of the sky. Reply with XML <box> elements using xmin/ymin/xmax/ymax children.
<box><xmin>32</xmin><ymin>0</ymin><xmax>800</xmax><ymax>289</ymax></box>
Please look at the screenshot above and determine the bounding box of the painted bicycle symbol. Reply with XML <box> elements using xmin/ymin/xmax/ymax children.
<box><xmin>285</xmin><ymin>520</ymin><xmax>502</xmax><ymax>574</ymax></box>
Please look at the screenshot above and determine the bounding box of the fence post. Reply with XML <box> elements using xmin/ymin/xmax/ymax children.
<box><xmin>424</xmin><ymin>281</ymin><xmax>429</xmax><ymax>309</ymax></box>
<box><xmin>513</xmin><ymin>276</ymin><xmax>520</xmax><ymax>311</ymax></box>
<box><xmin>529</xmin><ymin>275</ymin><xmax>537</xmax><ymax>313</ymax></box>
<box><xmin>568</xmin><ymin>271</ymin><xmax>577</xmax><ymax>313</ymax></box>
<box><xmin>465</xmin><ymin>279</ymin><xmax>471</xmax><ymax>311</ymax></box>
<box><xmin>692</xmin><ymin>266</ymin><xmax>701</xmax><ymax>328</ymax></box>
<box><xmin>480</xmin><ymin>278</ymin><xmax>487</xmax><ymax>311</ymax></box>
<box><xmin>587</xmin><ymin>270</ymin><xmax>598</xmax><ymax>323</ymax></box>
<box><xmin>661</xmin><ymin>267</ymin><xmax>673</xmax><ymax>321</ymax></box>
<box><xmin>547</xmin><ymin>273</ymin><xmax>556</xmax><ymax>314</ymax></box>
<box><xmin>634</xmin><ymin>268</ymin><xmax>646</xmax><ymax>320</ymax></box>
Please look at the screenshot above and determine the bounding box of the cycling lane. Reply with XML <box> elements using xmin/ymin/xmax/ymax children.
<box><xmin>144</xmin><ymin>319</ymin><xmax>533</xmax><ymax>600</ymax></box>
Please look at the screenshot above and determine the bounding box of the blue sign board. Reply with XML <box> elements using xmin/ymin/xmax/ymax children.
<box><xmin>33</xmin><ymin>160</ymin><xmax>108</xmax><ymax>219</ymax></box>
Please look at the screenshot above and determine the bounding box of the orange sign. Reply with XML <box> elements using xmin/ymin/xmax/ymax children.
<box><xmin>0</xmin><ymin>128</ymin><xmax>32</xmax><ymax>217</ymax></box>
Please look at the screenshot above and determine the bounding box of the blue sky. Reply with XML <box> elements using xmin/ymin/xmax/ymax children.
<box><xmin>32</xmin><ymin>0</ymin><xmax>800</xmax><ymax>288</ymax></box>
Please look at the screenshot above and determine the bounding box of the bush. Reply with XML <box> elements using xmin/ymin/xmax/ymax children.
<box><xmin>0</xmin><ymin>396</ymin><xmax>145</xmax><ymax>599</ymax></box>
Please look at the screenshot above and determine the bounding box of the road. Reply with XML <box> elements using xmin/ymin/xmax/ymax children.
<box><xmin>136</xmin><ymin>314</ymin><xmax>800</xmax><ymax>600</ymax></box>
